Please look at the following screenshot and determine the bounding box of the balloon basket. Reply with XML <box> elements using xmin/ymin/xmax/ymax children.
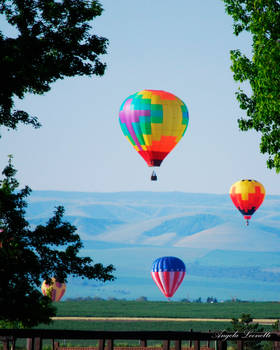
<box><xmin>151</xmin><ymin>170</ymin><xmax>157</xmax><ymax>181</ymax></box>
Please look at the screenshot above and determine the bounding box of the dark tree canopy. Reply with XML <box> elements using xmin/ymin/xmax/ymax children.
<box><xmin>0</xmin><ymin>158</ymin><xmax>115</xmax><ymax>327</ymax></box>
<box><xmin>223</xmin><ymin>0</ymin><xmax>280</xmax><ymax>172</ymax></box>
<box><xmin>0</xmin><ymin>0</ymin><xmax>108</xmax><ymax>134</ymax></box>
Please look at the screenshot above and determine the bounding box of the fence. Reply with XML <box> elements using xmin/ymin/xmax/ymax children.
<box><xmin>1</xmin><ymin>329</ymin><xmax>280</xmax><ymax>350</ymax></box>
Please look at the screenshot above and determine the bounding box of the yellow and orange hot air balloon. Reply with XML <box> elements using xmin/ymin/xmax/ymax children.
<box><xmin>229</xmin><ymin>179</ymin><xmax>265</xmax><ymax>225</ymax></box>
<box><xmin>41</xmin><ymin>278</ymin><xmax>66</xmax><ymax>302</ymax></box>
<box><xmin>119</xmin><ymin>90</ymin><xmax>189</xmax><ymax>180</ymax></box>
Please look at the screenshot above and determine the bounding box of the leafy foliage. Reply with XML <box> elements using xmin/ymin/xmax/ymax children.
<box><xmin>223</xmin><ymin>0</ymin><xmax>280</xmax><ymax>172</ymax></box>
<box><xmin>0</xmin><ymin>158</ymin><xmax>115</xmax><ymax>327</ymax></box>
<box><xmin>229</xmin><ymin>313</ymin><xmax>263</xmax><ymax>332</ymax></box>
<box><xmin>0</xmin><ymin>0</ymin><xmax>108</xmax><ymax>134</ymax></box>
<box><xmin>228</xmin><ymin>314</ymin><xmax>264</xmax><ymax>350</ymax></box>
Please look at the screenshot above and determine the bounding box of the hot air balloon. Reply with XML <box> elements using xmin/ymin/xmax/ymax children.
<box><xmin>151</xmin><ymin>256</ymin><xmax>186</xmax><ymax>299</ymax></box>
<box><xmin>119</xmin><ymin>90</ymin><xmax>189</xmax><ymax>181</ymax></box>
<box><xmin>229</xmin><ymin>179</ymin><xmax>265</xmax><ymax>225</ymax></box>
<box><xmin>41</xmin><ymin>278</ymin><xmax>66</xmax><ymax>302</ymax></box>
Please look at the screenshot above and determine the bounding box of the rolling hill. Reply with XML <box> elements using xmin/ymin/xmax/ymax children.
<box><xmin>26</xmin><ymin>191</ymin><xmax>280</xmax><ymax>301</ymax></box>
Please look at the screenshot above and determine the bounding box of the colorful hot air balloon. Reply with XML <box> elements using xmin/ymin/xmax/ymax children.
<box><xmin>229</xmin><ymin>179</ymin><xmax>265</xmax><ymax>225</ymax></box>
<box><xmin>151</xmin><ymin>256</ymin><xmax>186</xmax><ymax>299</ymax></box>
<box><xmin>41</xmin><ymin>278</ymin><xmax>66</xmax><ymax>302</ymax></box>
<box><xmin>119</xmin><ymin>90</ymin><xmax>189</xmax><ymax>180</ymax></box>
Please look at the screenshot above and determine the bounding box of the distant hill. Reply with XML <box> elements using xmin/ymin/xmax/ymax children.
<box><xmin>175</xmin><ymin>221</ymin><xmax>280</xmax><ymax>251</ymax></box>
<box><xmin>27</xmin><ymin>191</ymin><xmax>280</xmax><ymax>301</ymax></box>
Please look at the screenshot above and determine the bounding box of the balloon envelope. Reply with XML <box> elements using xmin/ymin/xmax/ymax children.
<box><xmin>119</xmin><ymin>90</ymin><xmax>189</xmax><ymax>167</ymax></box>
<box><xmin>41</xmin><ymin>278</ymin><xmax>66</xmax><ymax>302</ymax></box>
<box><xmin>229</xmin><ymin>179</ymin><xmax>265</xmax><ymax>224</ymax></box>
<box><xmin>151</xmin><ymin>256</ymin><xmax>186</xmax><ymax>299</ymax></box>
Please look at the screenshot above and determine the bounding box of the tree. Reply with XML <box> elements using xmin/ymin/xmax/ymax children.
<box><xmin>206</xmin><ymin>296</ymin><xmax>218</xmax><ymax>303</ymax></box>
<box><xmin>229</xmin><ymin>313</ymin><xmax>263</xmax><ymax>332</ymax></box>
<box><xmin>0</xmin><ymin>0</ymin><xmax>108</xmax><ymax>134</ymax></box>
<box><xmin>0</xmin><ymin>157</ymin><xmax>115</xmax><ymax>327</ymax></box>
<box><xmin>222</xmin><ymin>0</ymin><xmax>280</xmax><ymax>172</ymax></box>
<box><xmin>228</xmin><ymin>313</ymin><xmax>264</xmax><ymax>350</ymax></box>
<box><xmin>136</xmin><ymin>296</ymin><xmax>148</xmax><ymax>302</ymax></box>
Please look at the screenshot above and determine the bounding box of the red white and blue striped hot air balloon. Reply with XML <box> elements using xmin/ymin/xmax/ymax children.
<box><xmin>151</xmin><ymin>256</ymin><xmax>186</xmax><ymax>299</ymax></box>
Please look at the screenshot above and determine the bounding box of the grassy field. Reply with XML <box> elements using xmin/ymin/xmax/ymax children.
<box><xmin>55</xmin><ymin>300</ymin><xmax>280</xmax><ymax>319</ymax></box>
<box><xmin>38</xmin><ymin>320</ymin><xmax>232</xmax><ymax>331</ymax></box>
<box><xmin>32</xmin><ymin>300</ymin><xmax>280</xmax><ymax>348</ymax></box>
<box><xmin>33</xmin><ymin>300</ymin><xmax>280</xmax><ymax>332</ymax></box>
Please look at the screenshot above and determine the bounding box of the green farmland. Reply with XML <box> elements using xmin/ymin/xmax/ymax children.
<box><xmin>38</xmin><ymin>320</ymin><xmax>232</xmax><ymax>332</ymax></box>
<box><xmin>34</xmin><ymin>300</ymin><xmax>280</xmax><ymax>332</ymax></box>
<box><xmin>55</xmin><ymin>300</ymin><xmax>280</xmax><ymax>319</ymax></box>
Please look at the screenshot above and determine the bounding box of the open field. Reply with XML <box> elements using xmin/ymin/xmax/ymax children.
<box><xmin>37</xmin><ymin>319</ymin><xmax>275</xmax><ymax>338</ymax></box>
<box><xmin>38</xmin><ymin>320</ymin><xmax>232</xmax><ymax>332</ymax></box>
<box><xmin>55</xmin><ymin>300</ymin><xmax>280</xmax><ymax>319</ymax></box>
<box><xmin>34</xmin><ymin>300</ymin><xmax>280</xmax><ymax>333</ymax></box>
<box><xmin>52</xmin><ymin>317</ymin><xmax>277</xmax><ymax>325</ymax></box>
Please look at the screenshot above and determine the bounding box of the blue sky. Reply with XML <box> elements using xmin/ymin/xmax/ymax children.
<box><xmin>0</xmin><ymin>0</ymin><xmax>279</xmax><ymax>194</ymax></box>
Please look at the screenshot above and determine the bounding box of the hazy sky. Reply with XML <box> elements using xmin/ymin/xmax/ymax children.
<box><xmin>1</xmin><ymin>0</ymin><xmax>279</xmax><ymax>194</ymax></box>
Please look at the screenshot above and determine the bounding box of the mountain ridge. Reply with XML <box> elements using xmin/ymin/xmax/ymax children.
<box><xmin>26</xmin><ymin>190</ymin><xmax>280</xmax><ymax>301</ymax></box>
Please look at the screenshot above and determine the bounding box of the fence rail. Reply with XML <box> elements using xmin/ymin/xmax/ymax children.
<box><xmin>1</xmin><ymin>329</ymin><xmax>280</xmax><ymax>350</ymax></box>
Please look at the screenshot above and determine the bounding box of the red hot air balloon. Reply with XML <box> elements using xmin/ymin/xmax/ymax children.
<box><xmin>151</xmin><ymin>256</ymin><xmax>186</xmax><ymax>299</ymax></box>
<box><xmin>229</xmin><ymin>179</ymin><xmax>265</xmax><ymax>225</ymax></box>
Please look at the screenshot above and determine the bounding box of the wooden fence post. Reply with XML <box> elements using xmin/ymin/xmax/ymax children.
<box><xmin>98</xmin><ymin>339</ymin><xmax>105</xmax><ymax>350</ymax></box>
<box><xmin>140</xmin><ymin>339</ymin><xmax>147</xmax><ymax>347</ymax></box>
<box><xmin>207</xmin><ymin>330</ymin><xmax>211</xmax><ymax>348</ymax></box>
<box><xmin>2</xmin><ymin>338</ymin><xmax>9</xmax><ymax>350</ymax></box>
<box><xmin>107</xmin><ymin>339</ymin><xmax>113</xmax><ymax>350</ymax></box>
<box><xmin>189</xmin><ymin>328</ymin><xmax>193</xmax><ymax>348</ymax></box>
<box><xmin>174</xmin><ymin>339</ymin><xmax>181</xmax><ymax>350</ymax></box>
<box><xmin>34</xmin><ymin>337</ymin><xmax>42</xmax><ymax>350</ymax></box>
<box><xmin>27</xmin><ymin>338</ymin><xmax>33</xmax><ymax>350</ymax></box>
<box><xmin>194</xmin><ymin>340</ymin><xmax>200</xmax><ymax>350</ymax></box>
<box><xmin>163</xmin><ymin>340</ymin><xmax>170</xmax><ymax>350</ymax></box>
<box><xmin>217</xmin><ymin>340</ymin><xmax>227</xmax><ymax>350</ymax></box>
